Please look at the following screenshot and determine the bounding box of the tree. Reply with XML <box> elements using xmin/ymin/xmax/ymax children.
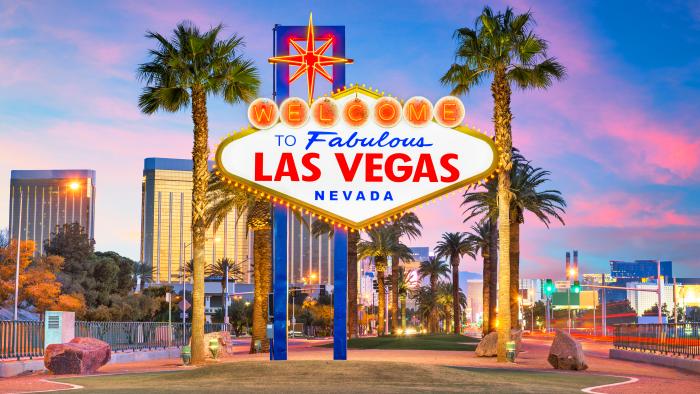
<box><xmin>466</xmin><ymin>220</ymin><xmax>497</xmax><ymax>335</ymax></box>
<box><xmin>206</xmin><ymin>175</ymin><xmax>272</xmax><ymax>353</ymax></box>
<box><xmin>388</xmin><ymin>213</ymin><xmax>422</xmax><ymax>334</ymax></box>
<box><xmin>358</xmin><ymin>227</ymin><xmax>412</xmax><ymax>335</ymax></box>
<box><xmin>417</xmin><ymin>257</ymin><xmax>450</xmax><ymax>332</ymax></box>
<box><xmin>523</xmin><ymin>300</ymin><xmax>546</xmax><ymax>331</ymax></box>
<box><xmin>434</xmin><ymin>232</ymin><xmax>474</xmax><ymax>334</ymax></box>
<box><xmin>210</xmin><ymin>257</ymin><xmax>245</xmax><ymax>313</ymax></box>
<box><xmin>44</xmin><ymin>223</ymin><xmax>95</xmax><ymax>296</ymax></box>
<box><xmin>311</xmin><ymin>220</ymin><xmax>361</xmax><ymax>338</ymax></box>
<box><xmin>133</xmin><ymin>261</ymin><xmax>153</xmax><ymax>292</ymax></box>
<box><xmin>436</xmin><ymin>282</ymin><xmax>467</xmax><ymax>332</ymax></box>
<box><xmin>463</xmin><ymin>152</ymin><xmax>566</xmax><ymax>326</ymax></box>
<box><xmin>0</xmin><ymin>240</ymin><xmax>85</xmax><ymax>316</ymax></box>
<box><xmin>442</xmin><ymin>6</ymin><xmax>566</xmax><ymax>360</ymax></box>
<box><xmin>396</xmin><ymin>267</ymin><xmax>413</xmax><ymax>331</ymax></box>
<box><xmin>138</xmin><ymin>21</ymin><xmax>260</xmax><ymax>364</ymax></box>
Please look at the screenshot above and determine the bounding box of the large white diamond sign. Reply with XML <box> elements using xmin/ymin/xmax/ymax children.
<box><xmin>215</xmin><ymin>86</ymin><xmax>497</xmax><ymax>229</ymax></box>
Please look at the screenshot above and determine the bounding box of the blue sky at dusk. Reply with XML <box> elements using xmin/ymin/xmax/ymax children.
<box><xmin>1</xmin><ymin>0</ymin><xmax>699</xmax><ymax>278</ymax></box>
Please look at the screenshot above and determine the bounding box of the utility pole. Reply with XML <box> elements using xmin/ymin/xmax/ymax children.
<box><xmin>657</xmin><ymin>259</ymin><xmax>662</xmax><ymax>324</ymax></box>
<box><xmin>13</xmin><ymin>188</ymin><xmax>23</xmax><ymax>321</ymax></box>
<box><xmin>224</xmin><ymin>262</ymin><xmax>229</xmax><ymax>325</ymax></box>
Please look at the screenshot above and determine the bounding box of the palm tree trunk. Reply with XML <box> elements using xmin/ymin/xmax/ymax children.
<box><xmin>189</xmin><ymin>85</ymin><xmax>209</xmax><ymax>364</ymax></box>
<box><xmin>510</xmin><ymin>220</ymin><xmax>520</xmax><ymax>328</ymax></box>
<box><xmin>452</xmin><ymin>257</ymin><xmax>460</xmax><ymax>334</ymax></box>
<box><xmin>493</xmin><ymin>67</ymin><xmax>513</xmax><ymax>362</ymax></box>
<box><xmin>391</xmin><ymin>255</ymin><xmax>400</xmax><ymax>334</ymax></box>
<box><xmin>481</xmin><ymin>250</ymin><xmax>490</xmax><ymax>336</ymax></box>
<box><xmin>347</xmin><ymin>231</ymin><xmax>359</xmax><ymax>338</ymax></box>
<box><xmin>249</xmin><ymin>204</ymin><xmax>272</xmax><ymax>354</ymax></box>
<box><xmin>488</xmin><ymin>218</ymin><xmax>498</xmax><ymax>333</ymax></box>
<box><xmin>401</xmin><ymin>295</ymin><xmax>407</xmax><ymax>331</ymax></box>
<box><xmin>376</xmin><ymin>259</ymin><xmax>386</xmax><ymax>336</ymax></box>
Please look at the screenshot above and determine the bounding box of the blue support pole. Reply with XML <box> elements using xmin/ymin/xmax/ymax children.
<box><xmin>272</xmin><ymin>204</ymin><xmax>288</xmax><ymax>360</ymax></box>
<box><xmin>333</xmin><ymin>229</ymin><xmax>348</xmax><ymax>360</ymax></box>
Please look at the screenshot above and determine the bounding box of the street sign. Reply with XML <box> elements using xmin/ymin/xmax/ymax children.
<box><xmin>178</xmin><ymin>299</ymin><xmax>191</xmax><ymax>311</ymax></box>
<box><xmin>215</xmin><ymin>86</ymin><xmax>498</xmax><ymax>230</ymax></box>
<box><xmin>180</xmin><ymin>312</ymin><xmax>188</xmax><ymax>319</ymax></box>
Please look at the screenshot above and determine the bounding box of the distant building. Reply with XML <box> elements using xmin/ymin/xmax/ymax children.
<box><xmin>626</xmin><ymin>281</ymin><xmax>674</xmax><ymax>316</ymax></box>
<box><xmin>410</xmin><ymin>247</ymin><xmax>430</xmax><ymax>263</ymax></box>
<box><xmin>287</xmin><ymin>211</ymin><xmax>333</xmax><ymax>286</ymax></box>
<box><xmin>610</xmin><ymin>260</ymin><xmax>673</xmax><ymax>281</ymax></box>
<box><xmin>8</xmin><ymin>169</ymin><xmax>96</xmax><ymax>255</ymax></box>
<box><xmin>140</xmin><ymin>158</ymin><xmax>249</xmax><ymax>284</ymax></box>
<box><xmin>519</xmin><ymin>278</ymin><xmax>542</xmax><ymax>305</ymax></box>
<box><xmin>465</xmin><ymin>279</ymin><xmax>483</xmax><ymax>324</ymax></box>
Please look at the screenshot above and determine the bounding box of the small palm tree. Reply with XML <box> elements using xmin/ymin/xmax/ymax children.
<box><xmin>133</xmin><ymin>261</ymin><xmax>153</xmax><ymax>292</ymax></box>
<box><xmin>310</xmin><ymin>220</ymin><xmax>361</xmax><ymax>338</ymax></box>
<box><xmin>358</xmin><ymin>227</ymin><xmax>412</xmax><ymax>335</ymax></box>
<box><xmin>388</xmin><ymin>213</ymin><xmax>422</xmax><ymax>333</ymax></box>
<box><xmin>436</xmin><ymin>282</ymin><xmax>467</xmax><ymax>332</ymax></box>
<box><xmin>466</xmin><ymin>221</ymin><xmax>496</xmax><ymax>335</ymax></box>
<box><xmin>138</xmin><ymin>21</ymin><xmax>260</xmax><ymax>364</ymax></box>
<box><xmin>396</xmin><ymin>267</ymin><xmax>414</xmax><ymax>331</ymax></box>
<box><xmin>417</xmin><ymin>257</ymin><xmax>450</xmax><ymax>332</ymax></box>
<box><xmin>434</xmin><ymin>232</ymin><xmax>474</xmax><ymax>334</ymax></box>
<box><xmin>441</xmin><ymin>6</ymin><xmax>566</xmax><ymax>361</ymax></box>
<box><xmin>210</xmin><ymin>257</ymin><xmax>245</xmax><ymax>311</ymax></box>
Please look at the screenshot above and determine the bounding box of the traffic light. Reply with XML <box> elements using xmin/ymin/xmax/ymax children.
<box><xmin>544</xmin><ymin>279</ymin><xmax>555</xmax><ymax>297</ymax></box>
<box><xmin>572</xmin><ymin>281</ymin><xmax>581</xmax><ymax>294</ymax></box>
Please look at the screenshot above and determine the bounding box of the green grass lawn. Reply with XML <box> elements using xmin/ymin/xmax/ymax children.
<box><xmin>319</xmin><ymin>334</ymin><xmax>480</xmax><ymax>351</ymax></box>
<box><xmin>56</xmin><ymin>361</ymin><xmax>625</xmax><ymax>393</ymax></box>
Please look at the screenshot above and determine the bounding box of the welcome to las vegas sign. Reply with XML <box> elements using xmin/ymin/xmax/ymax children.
<box><xmin>214</xmin><ymin>85</ymin><xmax>499</xmax><ymax>230</ymax></box>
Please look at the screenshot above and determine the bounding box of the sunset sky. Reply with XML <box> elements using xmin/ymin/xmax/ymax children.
<box><xmin>1</xmin><ymin>0</ymin><xmax>699</xmax><ymax>278</ymax></box>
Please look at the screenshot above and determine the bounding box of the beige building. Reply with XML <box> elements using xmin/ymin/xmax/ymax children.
<box><xmin>140</xmin><ymin>158</ymin><xmax>249</xmax><ymax>284</ymax></box>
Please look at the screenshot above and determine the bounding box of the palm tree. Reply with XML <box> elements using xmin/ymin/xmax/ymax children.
<box><xmin>396</xmin><ymin>267</ymin><xmax>413</xmax><ymax>331</ymax></box>
<box><xmin>388</xmin><ymin>213</ymin><xmax>422</xmax><ymax>334</ymax></box>
<box><xmin>436</xmin><ymin>282</ymin><xmax>467</xmax><ymax>332</ymax></box>
<box><xmin>441</xmin><ymin>6</ymin><xmax>565</xmax><ymax>360</ymax></box>
<box><xmin>464</xmin><ymin>154</ymin><xmax>566</xmax><ymax>326</ymax></box>
<box><xmin>210</xmin><ymin>257</ymin><xmax>245</xmax><ymax>313</ymax></box>
<box><xmin>358</xmin><ymin>227</ymin><xmax>412</xmax><ymax>335</ymax></box>
<box><xmin>206</xmin><ymin>175</ymin><xmax>272</xmax><ymax>353</ymax></box>
<box><xmin>138</xmin><ymin>21</ymin><xmax>260</xmax><ymax>363</ymax></box>
<box><xmin>417</xmin><ymin>257</ymin><xmax>450</xmax><ymax>332</ymax></box>
<box><xmin>133</xmin><ymin>261</ymin><xmax>153</xmax><ymax>292</ymax></box>
<box><xmin>311</xmin><ymin>220</ymin><xmax>360</xmax><ymax>338</ymax></box>
<box><xmin>466</xmin><ymin>220</ymin><xmax>497</xmax><ymax>335</ymax></box>
<box><xmin>434</xmin><ymin>232</ymin><xmax>474</xmax><ymax>334</ymax></box>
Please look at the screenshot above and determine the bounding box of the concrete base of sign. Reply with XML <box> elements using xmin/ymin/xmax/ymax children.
<box><xmin>609</xmin><ymin>348</ymin><xmax>700</xmax><ymax>374</ymax></box>
<box><xmin>0</xmin><ymin>347</ymin><xmax>182</xmax><ymax>378</ymax></box>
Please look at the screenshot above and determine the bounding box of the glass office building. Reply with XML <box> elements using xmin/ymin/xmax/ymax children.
<box><xmin>287</xmin><ymin>211</ymin><xmax>334</xmax><ymax>286</ymax></box>
<box><xmin>610</xmin><ymin>260</ymin><xmax>673</xmax><ymax>280</ymax></box>
<box><xmin>8</xmin><ymin>169</ymin><xmax>96</xmax><ymax>255</ymax></box>
<box><xmin>141</xmin><ymin>158</ymin><xmax>250</xmax><ymax>284</ymax></box>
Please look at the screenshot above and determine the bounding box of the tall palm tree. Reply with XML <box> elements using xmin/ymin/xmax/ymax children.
<box><xmin>138</xmin><ymin>21</ymin><xmax>260</xmax><ymax>363</ymax></box>
<box><xmin>388</xmin><ymin>213</ymin><xmax>422</xmax><ymax>334</ymax></box>
<box><xmin>434</xmin><ymin>232</ymin><xmax>474</xmax><ymax>334</ymax></box>
<box><xmin>206</xmin><ymin>175</ymin><xmax>272</xmax><ymax>353</ymax></box>
<box><xmin>466</xmin><ymin>221</ymin><xmax>496</xmax><ymax>335</ymax></box>
<box><xmin>311</xmin><ymin>220</ymin><xmax>360</xmax><ymax>338</ymax></box>
<box><xmin>210</xmin><ymin>257</ymin><xmax>245</xmax><ymax>313</ymax></box>
<box><xmin>441</xmin><ymin>6</ymin><xmax>565</xmax><ymax>360</ymax></box>
<box><xmin>358</xmin><ymin>227</ymin><xmax>412</xmax><ymax>335</ymax></box>
<box><xmin>463</xmin><ymin>153</ymin><xmax>566</xmax><ymax>329</ymax></box>
<box><xmin>417</xmin><ymin>257</ymin><xmax>450</xmax><ymax>332</ymax></box>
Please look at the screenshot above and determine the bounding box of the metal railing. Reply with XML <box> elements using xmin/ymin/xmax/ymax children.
<box><xmin>1</xmin><ymin>321</ymin><xmax>231</xmax><ymax>360</ymax></box>
<box><xmin>0</xmin><ymin>320</ymin><xmax>44</xmax><ymax>360</ymax></box>
<box><xmin>613</xmin><ymin>323</ymin><xmax>700</xmax><ymax>358</ymax></box>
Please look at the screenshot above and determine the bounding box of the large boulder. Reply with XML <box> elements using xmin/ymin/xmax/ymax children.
<box><xmin>44</xmin><ymin>337</ymin><xmax>111</xmax><ymax>375</ymax></box>
<box><xmin>547</xmin><ymin>330</ymin><xmax>588</xmax><ymax>370</ymax></box>
<box><xmin>475</xmin><ymin>332</ymin><xmax>498</xmax><ymax>357</ymax></box>
<box><xmin>191</xmin><ymin>331</ymin><xmax>235</xmax><ymax>359</ymax></box>
<box><xmin>475</xmin><ymin>330</ymin><xmax>524</xmax><ymax>357</ymax></box>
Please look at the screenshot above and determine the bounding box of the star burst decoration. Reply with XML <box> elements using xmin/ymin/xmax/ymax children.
<box><xmin>269</xmin><ymin>13</ymin><xmax>353</xmax><ymax>103</ymax></box>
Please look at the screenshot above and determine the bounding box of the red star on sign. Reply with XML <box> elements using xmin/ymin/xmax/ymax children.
<box><xmin>269</xmin><ymin>13</ymin><xmax>353</xmax><ymax>103</ymax></box>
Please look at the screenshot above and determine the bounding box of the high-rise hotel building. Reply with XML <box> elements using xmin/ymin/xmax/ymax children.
<box><xmin>141</xmin><ymin>158</ymin><xmax>250</xmax><ymax>284</ymax></box>
<box><xmin>8</xmin><ymin>169</ymin><xmax>96</xmax><ymax>255</ymax></box>
<box><xmin>141</xmin><ymin>158</ymin><xmax>335</xmax><ymax>286</ymax></box>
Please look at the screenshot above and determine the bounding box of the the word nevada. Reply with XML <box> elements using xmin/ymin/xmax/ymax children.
<box><xmin>247</xmin><ymin>95</ymin><xmax>466</xmax><ymax>130</ymax></box>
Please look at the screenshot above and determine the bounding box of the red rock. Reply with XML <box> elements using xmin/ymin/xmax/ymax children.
<box><xmin>44</xmin><ymin>337</ymin><xmax>111</xmax><ymax>375</ymax></box>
